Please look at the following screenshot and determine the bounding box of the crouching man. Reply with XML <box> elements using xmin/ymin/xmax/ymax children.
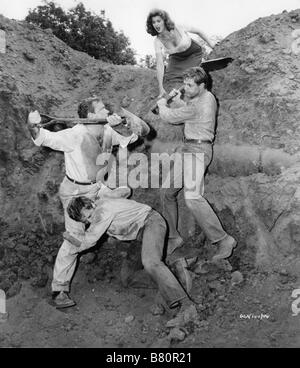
<box><xmin>64</xmin><ymin>194</ymin><xmax>189</xmax><ymax>312</ymax></box>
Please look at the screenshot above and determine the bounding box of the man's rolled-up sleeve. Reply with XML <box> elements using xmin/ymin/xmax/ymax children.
<box><xmin>32</xmin><ymin>128</ymin><xmax>75</xmax><ymax>153</ymax></box>
<box><xmin>159</xmin><ymin>104</ymin><xmax>197</xmax><ymax>124</ymax></box>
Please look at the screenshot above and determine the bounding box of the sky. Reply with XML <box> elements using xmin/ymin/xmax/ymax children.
<box><xmin>0</xmin><ymin>0</ymin><xmax>299</xmax><ymax>58</ymax></box>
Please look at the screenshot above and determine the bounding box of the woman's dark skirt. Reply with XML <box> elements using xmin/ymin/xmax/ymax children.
<box><xmin>164</xmin><ymin>40</ymin><xmax>203</xmax><ymax>92</ymax></box>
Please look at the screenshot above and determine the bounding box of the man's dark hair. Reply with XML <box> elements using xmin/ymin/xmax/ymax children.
<box><xmin>77</xmin><ymin>96</ymin><xmax>114</xmax><ymax>118</ymax></box>
<box><xmin>67</xmin><ymin>196</ymin><xmax>94</xmax><ymax>222</ymax></box>
<box><xmin>146</xmin><ymin>9</ymin><xmax>175</xmax><ymax>36</ymax></box>
<box><xmin>183</xmin><ymin>67</ymin><xmax>209</xmax><ymax>89</ymax></box>
<box><xmin>77</xmin><ymin>97</ymin><xmax>102</xmax><ymax>118</ymax></box>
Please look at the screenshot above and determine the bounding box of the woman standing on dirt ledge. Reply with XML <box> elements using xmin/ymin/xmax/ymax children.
<box><xmin>146</xmin><ymin>9</ymin><xmax>214</xmax><ymax>97</ymax></box>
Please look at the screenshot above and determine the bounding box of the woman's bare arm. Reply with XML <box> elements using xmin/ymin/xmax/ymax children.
<box><xmin>154</xmin><ymin>39</ymin><xmax>167</xmax><ymax>97</ymax></box>
<box><xmin>184</xmin><ymin>26</ymin><xmax>214</xmax><ymax>49</ymax></box>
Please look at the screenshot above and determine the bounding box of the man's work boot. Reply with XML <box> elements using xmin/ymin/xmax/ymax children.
<box><xmin>167</xmin><ymin>236</ymin><xmax>184</xmax><ymax>256</ymax></box>
<box><xmin>52</xmin><ymin>291</ymin><xmax>76</xmax><ymax>309</ymax></box>
<box><xmin>212</xmin><ymin>235</ymin><xmax>237</xmax><ymax>262</ymax></box>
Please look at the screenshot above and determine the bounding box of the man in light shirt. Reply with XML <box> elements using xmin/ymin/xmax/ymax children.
<box><xmin>157</xmin><ymin>66</ymin><xmax>237</xmax><ymax>261</ymax></box>
<box><xmin>27</xmin><ymin>96</ymin><xmax>148</xmax><ymax>308</ymax></box>
<box><xmin>64</xmin><ymin>195</ymin><xmax>188</xmax><ymax>311</ymax></box>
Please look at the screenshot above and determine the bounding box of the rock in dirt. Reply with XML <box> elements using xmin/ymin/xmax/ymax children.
<box><xmin>279</xmin><ymin>269</ymin><xmax>289</xmax><ymax>276</ymax></box>
<box><xmin>23</xmin><ymin>51</ymin><xmax>36</xmax><ymax>62</ymax></box>
<box><xmin>231</xmin><ymin>271</ymin><xmax>244</xmax><ymax>285</ymax></box>
<box><xmin>150</xmin><ymin>303</ymin><xmax>165</xmax><ymax>316</ymax></box>
<box><xmin>168</xmin><ymin>328</ymin><xmax>186</xmax><ymax>342</ymax></box>
<box><xmin>125</xmin><ymin>315</ymin><xmax>135</xmax><ymax>324</ymax></box>
<box><xmin>183</xmin><ymin>305</ymin><xmax>199</xmax><ymax>324</ymax></box>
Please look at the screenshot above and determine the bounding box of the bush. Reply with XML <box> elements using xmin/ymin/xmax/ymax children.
<box><xmin>25</xmin><ymin>1</ymin><xmax>136</xmax><ymax>65</ymax></box>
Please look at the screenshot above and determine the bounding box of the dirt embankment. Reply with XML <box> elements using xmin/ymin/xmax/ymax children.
<box><xmin>0</xmin><ymin>9</ymin><xmax>300</xmax><ymax>348</ymax></box>
<box><xmin>0</xmin><ymin>14</ymin><xmax>158</xmax><ymax>295</ymax></box>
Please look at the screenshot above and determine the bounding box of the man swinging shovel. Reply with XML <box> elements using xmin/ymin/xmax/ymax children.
<box><xmin>151</xmin><ymin>56</ymin><xmax>234</xmax><ymax>114</ymax></box>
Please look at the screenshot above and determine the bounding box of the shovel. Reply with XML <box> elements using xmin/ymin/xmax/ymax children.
<box><xmin>201</xmin><ymin>56</ymin><xmax>233</xmax><ymax>72</ymax></box>
<box><xmin>151</xmin><ymin>56</ymin><xmax>234</xmax><ymax>114</ymax></box>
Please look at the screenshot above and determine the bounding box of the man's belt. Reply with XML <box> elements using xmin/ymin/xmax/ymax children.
<box><xmin>66</xmin><ymin>175</ymin><xmax>96</xmax><ymax>185</ymax></box>
<box><xmin>183</xmin><ymin>138</ymin><xmax>212</xmax><ymax>144</ymax></box>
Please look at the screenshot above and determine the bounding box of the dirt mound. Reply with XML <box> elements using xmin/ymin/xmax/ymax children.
<box><xmin>212</xmin><ymin>9</ymin><xmax>300</xmax><ymax>154</ymax></box>
<box><xmin>207</xmin><ymin>9</ymin><xmax>300</xmax><ymax>274</ymax></box>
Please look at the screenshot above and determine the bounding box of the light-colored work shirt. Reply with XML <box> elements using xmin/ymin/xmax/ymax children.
<box><xmin>81</xmin><ymin>198</ymin><xmax>152</xmax><ymax>248</ymax></box>
<box><xmin>34</xmin><ymin>125</ymin><xmax>102</xmax><ymax>182</ymax></box>
<box><xmin>33</xmin><ymin>124</ymin><xmax>137</xmax><ymax>182</ymax></box>
<box><xmin>159</xmin><ymin>90</ymin><xmax>217</xmax><ymax>142</ymax></box>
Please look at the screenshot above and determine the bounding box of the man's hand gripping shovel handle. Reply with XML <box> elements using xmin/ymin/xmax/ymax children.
<box><xmin>151</xmin><ymin>85</ymin><xmax>185</xmax><ymax>115</ymax></box>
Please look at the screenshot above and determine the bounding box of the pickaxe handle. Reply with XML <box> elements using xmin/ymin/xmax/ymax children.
<box><xmin>38</xmin><ymin>114</ymin><xmax>127</xmax><ymax>128</ymax></box>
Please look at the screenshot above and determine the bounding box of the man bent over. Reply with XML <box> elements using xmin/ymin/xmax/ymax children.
<box><xmin>64</xmin><ymin>195</ymin><xmax>189</xmax><ymax>312</ymax></box>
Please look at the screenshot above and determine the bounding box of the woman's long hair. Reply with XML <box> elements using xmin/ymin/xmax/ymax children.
<box><xmin>146</xmin><ymin>9</ymin><xmax>175</xmax><ymax>36</ymax></box>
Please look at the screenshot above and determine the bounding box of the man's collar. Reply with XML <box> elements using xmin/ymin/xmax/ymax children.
<box><xmin>187</xmin><ymin>90</ymin><xmax>207</xmax><ymax>104</ymax></box>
